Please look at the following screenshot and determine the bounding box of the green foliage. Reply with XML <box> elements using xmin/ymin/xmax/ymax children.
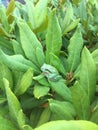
<box><xmin>0</xmin><ymin>0</ymin><xmax>98</xmax><ymax>130</ymax></box>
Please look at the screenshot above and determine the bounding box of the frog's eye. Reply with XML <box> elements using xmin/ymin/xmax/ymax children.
<box><xmin>45</xmin><ymin>69</ymin><xmax>52</xmax><ymax>73</ymax></box>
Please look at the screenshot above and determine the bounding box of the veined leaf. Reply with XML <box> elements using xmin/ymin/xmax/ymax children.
<box><xmin>37</xmin><ymin>107</ymin><xmax>51</xmax><ymax>126</ymax></box>
<box><xmin>62</xmin><ymin>3</ymin><xmax>73</xmax><ymax>33</ymax></box>
<box><xmin>67</xmin><ymin>26</ymin><xmax>83</xmax><ymax>71</ymax></box>
<box><xmin>0</xmin><ymin>6</ymin><xmax>9</xmax><ymax>32</ymax></box>
<box><xmin>17</xmin><ymin>109</ymin><xmax>26</xmax><ymax>128</ymax></box>
<box><xmin>36</xmin><ymin>47</ymin><xmax>45</xmax><ymax>67</ymax></box>
<box><xmin>6</xmin><ymin>0</ymin><xmax>15</xmax><ymax>16</ymax></box>
<box><xmin>15</xmin><ymin>68</ymin><xmax>33</xmax><ymax>96</ymax></box>
<box><xmin>92</xmin><ymin>49</ymin><xmax>98</xmax><ymax>62</ymax></box>
<box><xmin>33</xmin><ymin>84</ymin><xmax>50</xmax><ymax>99</ymax></box>
<box><xmin>26</xmin><ymin>0</ymin><xmax>35</xmax><ymax>29</ymax></box>
<box><xmin>0</xmin><ymin>62</ymin><xmax>13</xmax><ymax>90</ymax></box>
<box><xmin>22</xmin><ymin>125</ymin><xmax>33</xmax><ymax>130</ymax></box>
<box><xmin>49</xmin><ymin>80</ymin><xmax>72</xmax><ymax>102</ymax></box>
<box><xmin>18</xmin><ymin>21</ymin><xmax>43</xmax><ymax>66</ymax></box>
<box><xmin>49</xmin><ymin>53</ymin><xmax>66</xmax><ymax>75</ymax></box>
<box><xmin>34</xmin><ymin>0</ymin><xmax>48</xmax><ymax>29</ymax></box>
<box><xmin>0</xmin><ymin>49</ymin><xmax>40</xmax><ymax>73</ymax></box>
<box><xmin>34</xmin><ymin>120</ymin><xmax>98</xmax><ymax>130</ymax></box>
<box><xmin>80</xmin><ymin>47</ymin><xmax>96</xmax><ymax>103</ymax></box>
<box><xmin>63</xmin><ymin>18</ymin><xmax>80</xmax><ymax>35</ymax></box>
<box><xmin>11</xmin><ymin>39</ymin><xmax>25</xmax><ymax>55</ymax></box>
<box><xmin>71</xmin><ymin>81</ymin><xmax>90</xmax><ymax>120</ymax></box>
<box><xmin>3</xmin><ymin>78</ymin><xmax>25</xmax><ymax>128</ymax></box>
<box><xmin>46</xmin><ymin>9</ymin><xmax>62</xmax><ymax>63</ymax></box>
<box><xmin>49</xmin><ymin>99</ymin><xmax>76</xmax><ymax>120</ymax></box>
<box><xmin>0</xmin><ymin>115</ymin><xmax>18</xmax><ymax>130</ymax></box>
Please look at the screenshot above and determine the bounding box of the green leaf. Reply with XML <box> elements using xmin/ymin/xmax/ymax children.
<box><xmin>34</xmin><ymin>0</ymin><xmax>48</xmax><ymax>29</ymax></box>
<box><xmin>0</xmin><ymin>49</ymin><xmax>40</xmax><ymax>73</ymax></box>
<box><xmin>36</xmin><ymin>47</ymin><xmax>45</xmax><ymax>67</ymax></box>
<box><xmin>3</xmin><ymin>78</ymin><xmax>25</xmax><ymax>128</ymax></box>
<box><xmin>0</xmin><ymin>62</ymin><xmax>13</xmax><ymax>90</ymax></box>
<box><xmin>33</xmin><ymin>74</ymin><xmax>49</xmax><ymax>86</ymax></box>
<box><xmin>63</xmin><ymin>18</ymin><xmax>80</xmax><ymax>35</ymax></box>
<box><xmin>26</xmin><ymin>0</ymin><xmax>35</xmax><ymax>29</ymax></box>
<box><xmin>0</xmin><ymin>115</ymin><xmax>18</xmax><ymax>130</ymax></box>
<box><xmin>6</xmin><ymin>0</ymin><xmax>15</xmax><ymax>16</ymax></box>
<box><xmin>46</xmin><ymin>9</ymin><xmax>62</xmax><ymax>63</ymax></box>
<box><xmin>18</xmin><ymin>21</ymin><xmax>43</xmax><ymax>66</ymax></box>
<box><xmin>49</xmin><ymin>99</ymin><xmax>76</xmax><ymax>120</ymax></box>
<box><xmin>34</xmin><ymin>120</ymin><xmax>98</xmax><ymax>130</ymax></box>
<box><xmin>0</xmin><ymin>6</ymin><xmax>9</xmax><ymax>32</ymax></box>
<box><xmin>49</xmin><ymin>53</ymin><xmax>66</xmax><ymax>75</ymax></box>
<box><xmin>78</xmin><ymin>0</ymin><xmax>87</xmax><ymax>22</ymax></box>
<box><xmin>92</xmin><ymin>49</ymin><xmax>98</xmax><ymax>62</ymax></box>
<box><xmin>67</xmin><ymin>26</ymin><xmax>83</xmax><ymax>71</ymax></box>
<box><xmin>0</xmin><ymin>35</ymin><xmax>13</xmax><ymax>53</ymax></box>
<box><xmin>17</xmin><ymin>109</ymin><xmax>26</xmax><ymax>128</ymax></box>
<box><xmin>49</xmin><ymin>80</ymin><xmax>72</xmax><ymax>102</ymax></box>
<box><xmin>62</xmin><ymin>3</ymin><xmax>73</xmax><ymax>33</ymax></box>
<box><xmin>37</xmin><ymin>107</ymin><xmax>51</xmax><ymax>126</ymax></box>
<box><xmin>22</xmin><ymin>125</ymin><xmax>33</xmax><ymax>130</ymax></box>
<box><xmin>15</xmin><ymin>68</ymin><xmax>33</xmax><ymax>96</ymax></box>
<box><xmin>80</xmin><ymin>47</ymin><xmax>96</xmax><ymax>103</ymax></box>
<box><xmin>71</xmin><ymin>81</ymin><xmax>90</xmax><ymax>120</ymax></box>
<box><xmin>11</xmin><ymin>39</ymin><xmax>25</xmax><ymax>55</ymax></box>
<box><xmin>33</xmin><ymin>84</ymin><xmax>50</xmax><ymax>99</ymax></box>
<box><xmin>30</xmin><ymin>108</ymin><xmax>43</xmax><ymax>128</ymax></box>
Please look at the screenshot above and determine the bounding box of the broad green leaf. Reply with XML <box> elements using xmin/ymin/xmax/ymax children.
<box><xmin>62</xmin><ymin>3</ymin><xmax>73</xmax><ymax>33</ymax></box>
<box><xmin>33</xmin><ymin>74</ymin><xmax>49</xmax><ymax>86</ymax></box>
<box><xmin>15</xmin><ymin>68</ymin><xmax>33</xmax><ymax>96</ymax></box>
<box><xmin>0</xmin><ymin>35</ymin><xmax>13</xmax><ymax>52</ymax></box>
<box><xmin>80</xmin><ymin>47</ymin><xmax>96</xmax><ymax>103</ymax></box>
<box><xmin>33</xmin><ymin>84</ymin><xmax>50</xmax><ymax>99</ymax></box>
<box><xmin>0</xmin><ymin>115</ymin><xmax>18</xmax><ymax>130</ymax></box>
<box><xmin>0</xmin><ymin>97</ymin><xmax>6</xmax><ymax>104</ymax></box>
<box><xmin>92</xmin><ymin>49</ymin><xmax>98</xmax><ymax>62</ymax></box>
<box><xmin>26</xmin><ymin>0</ymin><xmax>35</xmax><ymax>28</ymax></box>
<box><xmin>11</xmin><ymin>39</ymin><xmax>25</xmax><ymax>55</ymax></box>
<box><xmin>21</xmin><ymin>96</ymin><xmax>46</xmax><ymax>110</ymax></box>
<box><xmin>49</xmin><ymin>99</ymin><xmax>76</xmax><ymax>120</ymax></box>
<box><xmin>49</xmin><ymin>53</ymin><xmax>66</xmax><ymax>75</ymax></box>
<box><xmin>18</xmin><ymin>21</ymin><xmax>43</xmax><ymax>66</ymax></box>
<box><xmin>3</xmin><ymin>78</ymin><xmax>25</xmax><ymax>128</ymax></box>
<box><xmin>30</xmin><ymin>108</ymin><xmax>43</xmax><ymax>128</ymax></box>
<box><xmin>6</xmin><ymin>0</ymin><xmax>15</xmax><ymax>16</ymax></box>
<box><xmin>37</xmin><ymin>107</ymin><xmax>51</xmax><ymax>126</ymax></box>
<box><xmin>0</xmin><ymin>26</ymin><xmax>13</xmax><ymax>38</ymax></box>
<box><xmin>0</xmin><ymin>49</ymin><xmax>40</xmax><ymax>73</ymax></box>
<box><xmin>36</xmin><ymin>47</ymin><xmax>45</xmax><ymax>67</ymax></box>
<box><xmin>49</xmin><ymin>80</ymin><xmax>72</xmax><ymax>102</ymax></box>
<box><xmin>63</xmin><ymin>18</ymin><xmax>80</xmax><ymax>35</ymax></box>
<box><xmin>67</xmin><ymin>27</ymin><xmax>83</xmax><ymax>71</ymax></box>
<box><xmin>34</xmin><ymin>0</ymin><xmax>48</xmax><ymax>29</ymax></box>
<box><xmin>34</xmin><ymin>120</ymin><xmax>98</xmax><ymax>130</ymax></box>
<box><xmin>22</xmin><ymin>125</ymin><xmax>33</xmax><ymax>130</ymax></box>
<box><xmin>0</xmin><ymin>6</ymin><xmax>9</xmax><ymax>32</ymax></box>
<box><xmin>0</xmin><ymin>62</ymin><xmax>13</xmax><ymax>90</ymax></box>
<box><xmin>0</xmin><ymin>105</ymin><xmax>9</xmax><ymax>117</ymax></box>
<box><xmin>71</xmin><ymin>81</ymin><xmax>90</xmax><ymax>120</ymax></box>
<box><xmin>46</xmin><ymin>9</ymin><xmax>62</xmax><ymax>63</ymax></box>
<box><xmin>17</xmin><ymin>109</ymin><xmax>26</xmax><ymax>128</ymax></box>
<box><xmin>90</xmin><ymin>107</ymin><xmax>98</xmax><ymax>124</ymax></box>
<box><xmin>78</xmin><ymin>0</ymin><xmax>87</xmax><ymax>22</ymax></box>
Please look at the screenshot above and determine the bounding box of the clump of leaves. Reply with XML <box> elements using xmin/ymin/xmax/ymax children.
<box><xmin>0</xmin><ymin>0</ymin><xmax>98</xmax><ymax>130</ymax></box>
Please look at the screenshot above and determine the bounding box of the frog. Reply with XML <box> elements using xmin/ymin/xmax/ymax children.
<box><xmin>41</xmin><ymin>63</ymin><xmax>62</xmax><ymax>82</ymax></box>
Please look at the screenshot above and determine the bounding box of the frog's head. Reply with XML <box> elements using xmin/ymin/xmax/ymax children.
<box><xmin>41</xmin><ymin>63</ymin><xmax>58</xmax><ymax>74</ymax></box>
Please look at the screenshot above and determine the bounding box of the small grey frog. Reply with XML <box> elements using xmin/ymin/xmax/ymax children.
<box><xmin>41</xmin><ymin>63</ymin><xmax>62</xmax><ymax>82</ymax></box>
